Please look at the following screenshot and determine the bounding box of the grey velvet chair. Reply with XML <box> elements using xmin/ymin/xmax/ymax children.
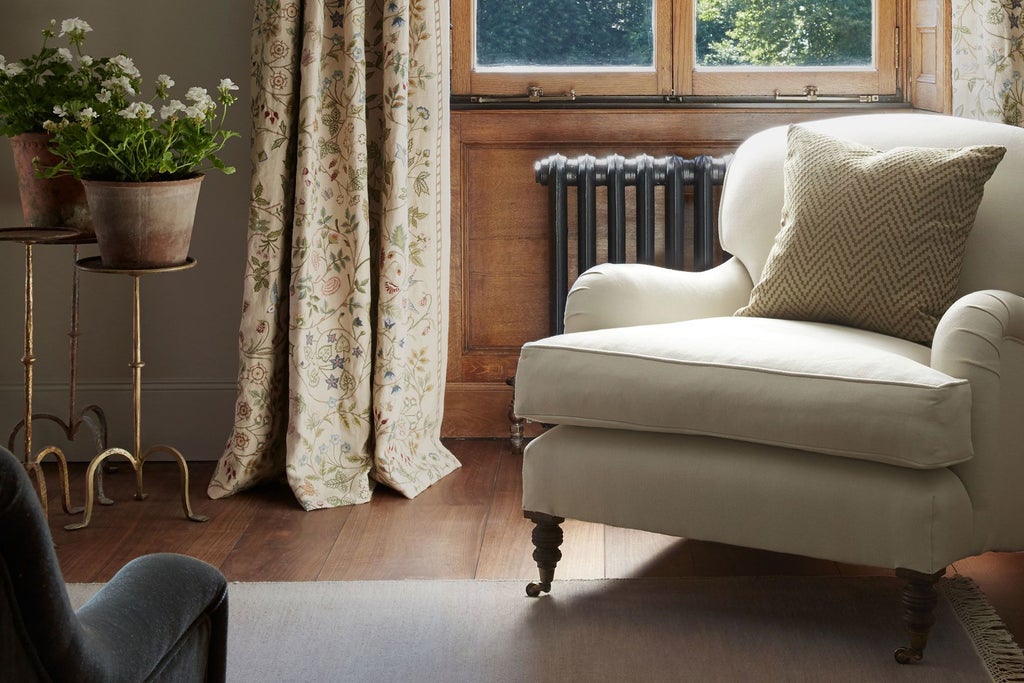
<box><xmin>0</xmin><ymin>447</ymin><xmax>228</xmax><ymax>682</ymax></box>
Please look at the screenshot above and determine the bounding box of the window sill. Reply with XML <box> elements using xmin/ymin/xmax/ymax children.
<box><xmin>450</xmin><ymin>94</ymin><xmax>910</xmax><ymax>111</ymax></box>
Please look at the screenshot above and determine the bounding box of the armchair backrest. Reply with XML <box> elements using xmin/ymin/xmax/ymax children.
<box><xmin>719</xmin><ymin>114</ymin><xmax>1024</xmax><ymax>300</ymax></box>
<box><xmin>1</xmin><ymin>451</ymin><xmax>89</xmax><ymax>682</ymax></box>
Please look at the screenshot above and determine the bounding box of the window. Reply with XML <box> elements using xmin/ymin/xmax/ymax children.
<box><xmin>453</xmin><ymin>0</ymin><xmax>672</xmax><ymax>95</ymax></box>
<box><xmin>452</xmin><ymin>0</ymin><xmax>898</xmax><ymax>98</ymax></box>
<box><xmin>696</xmin><ymin>1</ymin><xmax>873</xmax><ymax>67</ymax></box>
<box><xmin>476</xmin><ymin>0</ymin><xmax>656</xmax><ymax>68</ymax></box>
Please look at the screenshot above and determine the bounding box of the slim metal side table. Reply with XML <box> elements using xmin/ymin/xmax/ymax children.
<box><xmin>68</xmin><ymin>256</ymin><xmax>208</xmax><ymax>530</ymax></box>
<box><xmin>0</xmin><ymin>227</ymin><xmax>112</xmax><ymax>517</ymax></box>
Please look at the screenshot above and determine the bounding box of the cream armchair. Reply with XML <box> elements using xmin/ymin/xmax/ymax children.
<box><xmin>513</xmin><ymin>114</ymin><xmax>1024</xmax><ymax>663</ymax></box>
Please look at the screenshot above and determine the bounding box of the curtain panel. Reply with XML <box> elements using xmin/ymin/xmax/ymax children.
<box><xmin>208</xmin><ymin>0</ymin><xmax>459</xmax><ymax>509</ymax></box>
<box><xmin>952</xmin><ymin>0</ymin><xmax>1024</xmax><ymax>126</ymax></box>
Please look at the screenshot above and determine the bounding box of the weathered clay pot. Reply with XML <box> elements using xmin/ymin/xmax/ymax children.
<box><xmin>9</xmin><ymin>132</ymin><xmax>94</xmax><ymax>234</ymax></box>
<box><xmin>82</xmin><ymin>175</ymin><xmax>203</xmax><ymax>269</ymax></box>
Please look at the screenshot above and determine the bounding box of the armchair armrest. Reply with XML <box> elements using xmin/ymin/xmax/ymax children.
<box><xmin>76</xmin><ymin>553</ymin><xmax>228</xmax><ymax>682</ymax></box>
<box><xmin>932</xmin><ymin>290</ymin><xmax>1024</xmax><ymax>381</ymax></box>
<box><xmin>564</xmin><ymin>258</ymin><xmax>754</xmax><ymax>333</ymax></box>
<box><xmin>932</xmin><ymin>289</ymin><xmax>1024</xmax><ymax>549</ymax></box>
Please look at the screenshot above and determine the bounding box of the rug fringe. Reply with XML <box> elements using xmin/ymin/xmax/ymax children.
<box><xmin>943</xmin><ymin>576</ymin><xmax>1024</xmax><ymax>682</ymax></box>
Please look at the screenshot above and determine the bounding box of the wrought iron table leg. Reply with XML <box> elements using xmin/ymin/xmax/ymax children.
<box><xmin>144</xmin><ymin>445</ymin><xmax>208</xmax><ymax>522</ymax></box>
<box><xmin>66</xmin><ymin>267</ymin><xmax>206</xmax><ymax>529</ymax></box>
<box><xmin>17</xmin><ymin>241</ymin><xmax>82</xmax><ymax>516</ymax></box>
<box><xmin>65</xmin><ymin>448</ymin><xmax>136</xmax><ymax>531</ymax></box>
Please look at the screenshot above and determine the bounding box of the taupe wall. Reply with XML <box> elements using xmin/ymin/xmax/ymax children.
<box><xmin>0</xmin><ymin>1</ymin><xmax>252</xmax><ymax>461</ymax></box>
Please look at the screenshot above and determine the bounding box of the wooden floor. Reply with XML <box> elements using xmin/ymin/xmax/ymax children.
<box><xmin>45</xmin><ymin>439</ymin><xmax>1024</xmax><ymax>643</ymax></box>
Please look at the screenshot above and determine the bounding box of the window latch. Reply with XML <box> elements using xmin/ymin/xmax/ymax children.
<box><xmin>470</xmin><ymin>86</ymin><xmax>577</xmax><ymax>104</ymax></box>
<box><xmin>774</xmin><ymin>86</ymin><xmax>880</xmax><ymax>103</ymax></box>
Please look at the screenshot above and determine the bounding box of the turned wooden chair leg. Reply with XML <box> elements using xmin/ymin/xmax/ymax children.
<box><xmin>894</xmin><ymin>567</ymin><xmax>945</xmax><ymax>664</ymax></box>
<box><xmin>524</xmin><ymin>511</ymin><xmax>564</xmax><ymax>597</ymax></box>
<box><xmin>507</xmin><ymin>376</ymin><xmax>525</xmax><ymax>455</ymax></box>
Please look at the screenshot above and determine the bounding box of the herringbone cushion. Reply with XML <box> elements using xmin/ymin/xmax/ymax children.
<box><xmin>735</xmin><ymin>125</ymin><xmax>1005</xmax><ymax>343</ymax></box>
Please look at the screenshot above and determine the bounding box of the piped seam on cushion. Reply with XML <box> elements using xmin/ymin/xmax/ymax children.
<box><xmin>522</xmin><ymin>344</ymin><xmax>967</xmax><ymax>390</ymax></box>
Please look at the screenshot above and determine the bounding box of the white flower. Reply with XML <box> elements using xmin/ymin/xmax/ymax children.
<box><xmin>95</xmin><ymin>89</ymin><xmax>112</xmax><ymax>103</ymax></box>
<box><xmin>4</xmin><ymin>62</ymin><xmax>25</xmax><ymax>77</ymax></box>
<box><xmin>197</xmin><ymin>94</ymin><xmax>217</xmax><ymax>113</ymax></box>
<box><xmin>59</xmin><ymin>18</ymin><xmax>92</xmax><ymax>37</ymax></box>
<box><xmin>42</xmin><ymin>120</ymin><xmax>60</xmax><ymax>133</ymax></box>
<box><xmin>118</xmin><ymin>101</ymin><xmax>156</xmax><ymax>120</ymax></box>
<box><xmin>0</xmin><ymin>56</ymin><xmax>6</xmax><ymax>69</ymax></box>
<box><xmin>157</xmin><ymin>74</ymin><xmax>175</xmax><ymax>89</ymax></box>
<box><xmin>183</xmin><ymin>105</ymin><xmax>206</xmax><ymax>121</ymax></box>
<box><xmin>160</xmin><ymin>99</ymin><xmax>186</xmax><ymax>120</ymax></box>
<box><xmin>53</xmin><ymin>104</ymin><xmax>69</xmax><ymax>118</ymax></box>
<box><xmin>77</xmin><ymin>107</ymin><xmax>98</xmax><ymax>122</ymax></box>
<box><xmin>102</xmin><ymin>76</ymin><xmax>136</xmax><ymax>97</ymax></box>
<box><xmin>57</xmin><ymin>48</ymin><xmax>73</xmax><ymax>63</ymax></box>
<box><xmin>185</xmin><ymin>86</ymin><xmax>208</xmax><ymax>102</ymax></box>
<box><xmin>109</xmin><ymin>54</ymin><xmax>141</xmax><ymax>79</ymax></box>
<box><xmin>218</xmin><ymin>78</ymin><xmax>239</xmax><ymax>92</ymax></box>
<box><xmin>80</xmin><ymin>55</ymin><xmax>94</xmax><ymax>66</ymax></box>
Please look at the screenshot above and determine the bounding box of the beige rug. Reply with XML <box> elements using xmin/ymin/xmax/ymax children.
<box><xmin>67</xmin><ymin>576</ymin><xmax>1024</xmax><ymax>682</ymax></box>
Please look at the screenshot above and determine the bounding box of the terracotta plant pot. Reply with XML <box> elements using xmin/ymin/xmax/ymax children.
<box><xmin>82</xmin><ymin>175</ymin><xmax>203</xmax><ymax>269</ymax></box>
<box><xmin>9</xmin><ymin>132</ymin><xmax>94</xmax><ymax>235</ymax></box>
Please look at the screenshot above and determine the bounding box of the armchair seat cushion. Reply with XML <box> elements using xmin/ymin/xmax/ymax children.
<box><xmin>515</xmin><ymin>316</ymin><xmax>973</xmax><ymax>469</ymax></box>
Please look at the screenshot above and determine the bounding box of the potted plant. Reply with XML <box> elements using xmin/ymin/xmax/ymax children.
<box><xmin>0</xmin><ymin>18</ymin><xmax>107</xmax><ymax>232</ymax></box>
<box><xmin>42</xmin><ymin>50</ymin><xmax>239</xmax><ymax>268</ymax></box>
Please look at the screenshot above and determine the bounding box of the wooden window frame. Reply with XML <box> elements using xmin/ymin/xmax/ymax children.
<box><xmin>685</xmin><ymin>1</ymin><xmax>897</xmax><ymax>97</ymax></box>
<box><xmin>453</xmin><ymin>0</ymin><xmax>901</xmax><ymax>99</ymax></box>
<box><xmin>452</xmin><ymin>0</ymin><xmax>673</xmax><ymax>96</ymax></box>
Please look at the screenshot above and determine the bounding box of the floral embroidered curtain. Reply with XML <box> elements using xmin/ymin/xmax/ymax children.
<box><xmin>952</xmin><ymin>0</ymin><xmax>1024</xmax><ymax>126</ymax></box>
<box><xmin>208</xmin><ymin>0</ymin><xmax>459</xmax><ymax>509</ymax></box>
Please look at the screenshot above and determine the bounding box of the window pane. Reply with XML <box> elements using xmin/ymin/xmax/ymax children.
<box><xmin>476</xmin><ymin>0</ymin><xmax>655</xmax><ymax>68</ymax></box>
<box><xmin>696</xmin><ymin>0</ymin><xmax>873</xmax><ymax>67</ymax></box>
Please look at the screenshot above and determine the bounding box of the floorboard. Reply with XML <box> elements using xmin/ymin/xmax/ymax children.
<box><xmin>318</xmin><ymin>442</ymin><xmax>496</xmax><ymax>580</ymax></box>
<box><xmin>221</xmin><ymin>483</ymin><xmax>351</xmax><ymax>582</ymax></box>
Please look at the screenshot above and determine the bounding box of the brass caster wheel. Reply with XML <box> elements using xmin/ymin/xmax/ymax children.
<box><xmin>526</xmin><ymin>581</ymin><xmax>550</xmax><ymax>597</ymax></box>
<box><xmin>894</xmin><ymin>647</ymin><xmax>923</xmax><ymax>665</ymax></box>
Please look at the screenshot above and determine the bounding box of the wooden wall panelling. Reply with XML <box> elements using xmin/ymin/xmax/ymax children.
<box><xmin>909</xmin><ymin>0</ymin><xmax>951</xmax><ymax>113</ymax></box>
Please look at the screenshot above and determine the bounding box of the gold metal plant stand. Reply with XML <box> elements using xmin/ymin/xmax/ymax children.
<box><xmin>67</xmin><ymin>256</ymin><xmax>207</xmax><ymax>531</ymax></box>
<box><xmin>0</xmin><ymin>227</ymin><xmax>111</xmax><ymax>518</ymax></box>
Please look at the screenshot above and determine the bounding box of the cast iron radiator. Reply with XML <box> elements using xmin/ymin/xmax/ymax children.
<box><xmin>534</xmin><ymin>153</ymin><xmax>731</xmax><ymax>334</ymax></box>
<box><xmin>507</xmin><ymin>152</ymin><xmax>732</xmax><ymax>453</ymax></box>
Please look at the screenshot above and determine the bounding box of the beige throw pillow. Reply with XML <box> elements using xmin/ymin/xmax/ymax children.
<box><xmin>735</xmin><ymin>125</ymin><xmax>1005</xmax><ymax>344</ymax></box>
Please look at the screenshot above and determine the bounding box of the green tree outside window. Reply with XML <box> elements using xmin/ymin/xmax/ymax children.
<box><xmin>697</xmin><ymin>0</ymin><xmax>872</xmax><ymax>67</ymax></box>
<box><xmin>475</xmin><ymin>0</ymin><xmax>872</xmax><ymax>69</ymax></box>
<box><xmin>476</xmin><ymin>0</ymin><xmax>654</xmax><ymax>67</ymax></box>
